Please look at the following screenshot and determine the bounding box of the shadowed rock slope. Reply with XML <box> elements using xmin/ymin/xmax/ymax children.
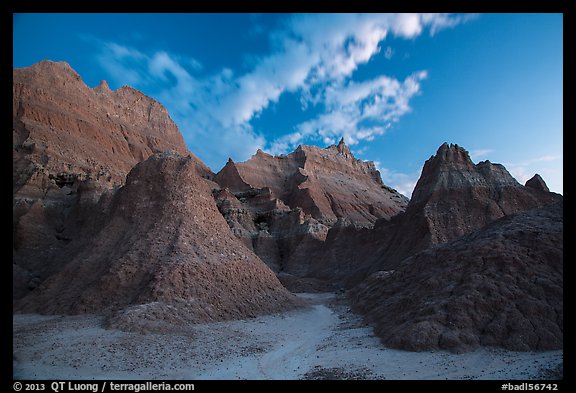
<box><xmin>310</xmin><ymin>143</ymin><xmax>562</xmax><ymax>287</ymax></box>
<box><xmin>15</xmin><ymin>153</ymin><xmax>300</xmax><ymax>332</ymax></box>
<box><xmin>350</xmin><ymin>202</ymin><xmax>563</xmax><ymax>352</ymax></box>
<box><xmin>13</xmin><ymin>60</ymin><xmax>210</xmax><ymax>299</ymax></box>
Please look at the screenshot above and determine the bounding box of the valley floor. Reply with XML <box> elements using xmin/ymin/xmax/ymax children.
<box><xmin>13</xmin><ymin>293</ymin><xmax>562</xmax><ymax>380</ymax></box>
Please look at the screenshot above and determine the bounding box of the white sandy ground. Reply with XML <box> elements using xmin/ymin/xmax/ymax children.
<box><xmin>13</xmin><ymin>293</ymin><xmax>562</xmax><ymax>380</ymax></box>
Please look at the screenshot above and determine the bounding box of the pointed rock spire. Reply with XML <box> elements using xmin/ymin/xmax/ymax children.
<box><xmin>525</xmin><ymin>174</ymin><xmax>550</xmax><ymax>193</ymax></box>
<box><xmin>255</xmin><ymin>148</ymin><xmax>269</xmax><ymax>158</ymax></box>
<box><xmin>411</xmin><ymin>142</ymin><xmax>506</xmax><ymax>206</ymax></box>
<box><xmin>336</xmin><ymin>137</ymin><xmax>352</xmax><ymax>159</ymax></box>
<box><xmin>432</xmin><ymin>142</ymin><xmax>472</xmax><ymax>165</ymax></box>
<box><xmin>94</xmin><ymin>79</ymin><xmax>111</xmax><ymax>93</ymax></box>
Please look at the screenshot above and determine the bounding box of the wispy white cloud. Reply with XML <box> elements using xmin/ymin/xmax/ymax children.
<box><xmin>95</xmin><ymin>43</ymin><xmax>148</xmax><ymax>87</ymax></box>
<box><xmin>268</xmin><ymin>71</ymin><xmax>428</xmax><ymax>154</ymax></box>
<box><xmin>504</xmin><ymin>155</ymin><xmax>562</xmax><ymax>167</ymax></box>
<box><xmin>469</xmin><ymin>148</ymin><xmax>494</xmax><ymax>161</ymax></box>
<box><xmin>90</xmin><ymin>13</ymin><xmax>471</xmax><ymax>170</ymax></box>
<box><xmin>353</xmin><ymin>146</ymin><xmax>369</xmax><ymax>155</ymax></box>
<box><xmin>502</xmin><ymin>154</ymin><xmax>563</xmax><ymax>194</ymax></box>
<box><xmin>506</xmin><ymin>165</ymin><xmax>533</xmax><ymax>186</ymax></box>
<box><xmin>376</xmin><ymin>164</ymin><xmax>423</xmax><ymax>198</ymax></box>
<box><xmin>422</xmin><ymin>13</ymin><xmax>478</xmax><ymax>35</ymax></box>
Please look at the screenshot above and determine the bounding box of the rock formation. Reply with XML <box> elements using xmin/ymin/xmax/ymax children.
<box><xmin>13</xmin><ymin>60</ymin><xmax>209</xmax><ymax>298</ymax></box>
<box><xmin>212</xmin><ymin>139</ymin><xmax>408</xmax><ymax>274</ymax></box>
<box><xmin>350</xmin><ymin>202</ymin><xmax>563</xmax><ymax>352</ymax></box>
<box><xmin>215</xmin><ymin>139</ymin><xmax>407</xmax><ymax>226</ymax></box>
<box><xmin>12</xmin><ymin>61</ymin><xmax>564</xmax><ymax>353</ymax></box>
<box><xmin>15</xmin><ymin>153</ymin><xmax>299</xmax><ymax>332</ymax></box>
<box><xmin>376</xmin><ymin>143</ymin><xmax>561</xmax><ymax>266</ymax></box>
<box><xmin>13</xmin><ymin>60</ymin><xmax>203</xmax><ymax>183</ymax></box>
<box><xmin>525</xmin><ymin>173</ymin><xmax>551</xmax><ymax>193</ymax></box>
<box><xmin>213</xmin><ymin>184</ymin><xmax>333</xmax><ymax>275</ymax></box>
<box><xmin>309</xmin><ymin>143</ymin><xmax>562</xmax><ymax>286</ymax></box>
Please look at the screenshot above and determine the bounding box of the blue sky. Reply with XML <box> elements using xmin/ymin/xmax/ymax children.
<box><xmin>13</xmin><ymin>13</ymin><xmax>563</xmax><ymax>196</ymax></box>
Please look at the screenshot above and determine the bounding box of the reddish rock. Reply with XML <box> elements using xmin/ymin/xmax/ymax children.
<box><xmin>215</xmin><ymin>138</ymin><xmax>408</xmax><ymax>227</ymax></box>
<box><xmin>12</xmin><ymin>60</ymin><xmax>564</xmax><ymax>351</ymax></box>
<box><xmin>350</xmin><ymin>202</ymin><xmax>563</xmax><ymax>352</ymax></box>
<box><xmin>13</xmin><ymin>60</ymin><xmax>203</xmax><ymax>183</ymax></box>
<box><xmin>213</xmin><ymin>139</ymin><xmax>408</xmax><ymax>274</ymax></box>
<box><xmin>213</xmin><ymin>185</ymin><xmax>329</xmax><ymax>275</ymax></box>
<box><xmin>406</xmin><ymin>143</ymin><xmax>559</xmax><ymax>244</ymax></box>
<box><xmin>15</xmin><ymin>153</ymin><xmax>300</xmax><ymax>332</ymax></box>
<box><xmin>13</xmin><ymin>60</ymin><xmax>210</xmax><ymax>298</ymax></box>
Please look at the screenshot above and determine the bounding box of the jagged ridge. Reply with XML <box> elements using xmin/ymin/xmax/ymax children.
<box><xmin>308</xmin><ymin>142</ymin><xmax>562</xmax><ymax>287</ymax></box>
<box><xmin>212</xmin><ymin>138</ymin><xmax>408</xmax><ymax>275</ymax></box>
<box><xmin>215</xmin><ymin>138</ymin><xmax>407</xmax><ymax>227</ymax></box>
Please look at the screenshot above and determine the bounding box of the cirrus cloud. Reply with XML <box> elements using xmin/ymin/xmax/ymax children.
<box><xmin>269</xmin><ymin>71</ymin><xmax>428</xmax><ymax>154</ymax></box>
<box><xmin>89</xmin><ymin>13</ymin><xmax>472</xmax><ymax>170</ymax></box>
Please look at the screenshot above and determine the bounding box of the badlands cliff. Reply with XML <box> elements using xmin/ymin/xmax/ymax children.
<box><xmin>13</xmin><ymin>60</ymin><xmax>208</xmax><ymax>299</ymax></box>
<box><xmin>16</xmin><ymin>152</ymin><xmax>299</xmax><ymax>332</ymax></box>
<box><xmin>213</xmin><ymin>139</ymin><xmax>407</xmax><ymax>275</ymax></box>
<box><xmin>13</xmin><ymin>61</ymin><xmax>563</xmax><ymax>352</ymax></box>
<box><xmin>306</xmin><ymin>143</ymin><xmax>562</xmax><ymax>287</ymax></box>
<box><xmin>13</xmin><ymin>61</ymin><xmax>298</xmax><ymax>332</ymax></box>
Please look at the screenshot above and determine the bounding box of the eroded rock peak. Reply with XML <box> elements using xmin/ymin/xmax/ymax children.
<box><xmin>525</xmin><ymin>173</ymin><xmax>550</xmax><ymax>193</ymax></box>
